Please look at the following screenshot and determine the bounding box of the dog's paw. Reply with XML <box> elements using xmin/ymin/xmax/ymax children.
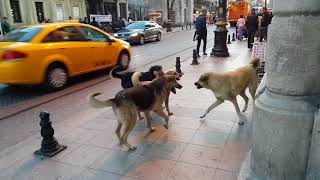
<box><xmin>238</xmin><ymin>121</ymin><xmax>245</xmax><ymax>125</ymax></box>
<box><xmin>149</xmin><ymin>127</ymin><xmax>156</xmax><ymax>133</ymax></box>
<box><xmin>128</xmin><ymin>145</ymin><xmax>137</xmax><ymax>151</ymax></box>
<box><xmin>200</xmin><ymin>114</ymin><xmax>206</xmax><ymax>119</ymax></box>
<box><xmin>164</xmin><ymin>124</ymin><xmax>169</xmax><ymax>129</ymax></box>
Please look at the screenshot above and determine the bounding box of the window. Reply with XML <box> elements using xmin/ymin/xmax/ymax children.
<box><xmin>72</xmin><ymin>4</ymin><xmax>80</xmax><ymax>19</ymax></box>
<box><xmin>119</xmin><ymin>3</ymin><xmax>127</xmax><ymax>19</ymax></box>
<box><xmin>79</xmin><ymin>27</ymin><xmax>109</xmax><ymax>42</ymax></box>
<box><xmin>56</xmin><ymin>3</ymin><xmax>64</xmax><ymax>21</ymax></box>
<box><xmin>9</xmin><ymin>0</ymin><xmax>22</xmax><ymax>23</ymax></box>
<box><xmin>42</xmin><ymin>27</ymin><xmax>86</xmax><ymax>42</ymax></box>
<box><xmin>0</xmin><ymin>27</ymin><xmax>42</xmax><ymax>42</ymax></box>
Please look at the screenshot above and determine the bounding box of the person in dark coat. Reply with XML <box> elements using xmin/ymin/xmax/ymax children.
<box><xmin>1</xmin><ymin>17</ymin><xmax>11</xmax><ymax>35</ymax></box>
<box><xmin>246</xmin><ymin>8</ymin><xmax>259</xmax><ymax>50</ymax></box>
<box><xmin>195</xmin><ymin>9</ymin><xmax>208</xmax><ymax>57</ymax></box>
<box><xmin>90</xmin><ymin>17</ymin><xmax>99</xmax><ymax>28</ymax></box>
<box><xmin>259</xmin><ymin>7</ymin><xmax>271</xmax><ymax>42</ymax></box>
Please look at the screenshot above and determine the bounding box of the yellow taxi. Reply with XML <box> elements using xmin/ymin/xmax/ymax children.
<box><xmin>0</xmin><ymin>23</ymin><xmax>131</xmax><ymax>90</ymax></box>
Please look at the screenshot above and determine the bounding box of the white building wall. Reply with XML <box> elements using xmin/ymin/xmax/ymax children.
<box><xmin>0</xmin><ymin>0</ymin><xmax>87</xmax><ymax>27</ymax></box>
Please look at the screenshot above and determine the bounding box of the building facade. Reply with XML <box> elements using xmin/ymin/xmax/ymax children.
<box><xmin>127</xmin><ymin>0</ymin><xmax>194</xmax><ymax>26</ymax></box>
<box><xmin>87</xmin><ymin>0</ymin><xmax>128</xmax><ymax>22</ymax></box>
<box><xmin>0</xmin><ymin>0</ymin><xmax>87</xmax><ymax>26</ymax></box>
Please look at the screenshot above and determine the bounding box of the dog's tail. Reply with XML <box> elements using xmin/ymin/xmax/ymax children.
<box><xmin>110</xmin><ymin>66</ymin><xmax>124</xmax><ymax>79</ymax></box>
<box><xmin>250</xmin><ymin>58</ymin><xmax>260</xmax><ymax>69</ymax></box>
<box><xmin>88</xmin><ymin>93</ymin><xmax>114</xmax><ymax>108</ymax></box>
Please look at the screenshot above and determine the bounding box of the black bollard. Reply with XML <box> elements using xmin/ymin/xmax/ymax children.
<box><xmin>232</xmin><ymin>33</ymin><xmax>236</xmax><ymax>41</ymax></box>
<box><xmin>34</xmin><ymin>112</ymin><xmax>67</xmax><ymax>157</ymax></box>
<box><xmin>227</xmin><ymin>34</ymin><xmax>231</xmax><ymax>44</ymax></box>
<box><xmin>191</xmin><ymin>49</ymin><xmax>199</xmax><ymax>65</ymax></box>
<box><xmin>175</xmin><ymin>57</ymin><xmax>183</xmax><ymax>74</ymax></box>
<box><xmin>166</xmin><ymin>20</ymin><xmax>172</xmax><ymax>32</ymax></box>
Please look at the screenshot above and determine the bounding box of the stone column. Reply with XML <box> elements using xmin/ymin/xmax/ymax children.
<box><xmin>116</xmin><ymin>0</ymin><xmax>120</xmax><ymax>18</ymax></box>
<box><xmin>250</xmin><ymin>0</ymin><xmax>320</xmax><ymax>179</ymax></box>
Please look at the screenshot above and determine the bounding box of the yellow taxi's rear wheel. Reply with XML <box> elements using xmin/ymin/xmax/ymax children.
<box><xmin>45</xmin><ymin>64</ymin><xmax>68</xmax><ymax>90</ymax></box>
<box><xmin>117</xmin><ymin>52</ymin><xmax>130</xmax><ymax>70</ymax></box>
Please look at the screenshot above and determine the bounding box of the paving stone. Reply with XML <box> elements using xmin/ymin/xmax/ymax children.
<box><xmin>191</xmin><ymin>130</ymin><xmax>229</xmax><ymax>149</ymax></box>
<box><xmin>179</xmin><ymin>144</ymin><xmax>221</xmax><ymax>168</ymax></box>
<box><xmin>166</xmin><ymin>162</ymin><xmax>216</xmax><ymax>180</ymax></box>
<box><xmin>58</xmin><ymin>144</ymin><xmax>109</xmax><ymax>167</ymax></box>
<box><xmin>90</xmin><ymin>150</ymin><xmax>140</xmax><ymax>175</ymax></box>
<box><xmin>214</xmin><ymin>169</ymin><xmax>238</xmax><ymax>180</ymax></box>
<box><xmin>157</xmin><ymin>127</ymin><xmax>197</xmax><ymax>143</ymax></box>
<box><xmin>125</xmin><ymin>156</ymin><xmax>176</xmax><ymax>180</ymax></box>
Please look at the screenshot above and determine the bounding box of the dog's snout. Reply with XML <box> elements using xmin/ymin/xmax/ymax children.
<box><xmin>194</xmin><ymin>82</ymin><xmax>202</xmax><ymax>89</ymax></box>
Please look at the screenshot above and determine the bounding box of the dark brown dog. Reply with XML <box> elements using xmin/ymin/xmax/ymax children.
<box><xmin>89</xmin><ymin>76</ymin><xmax>182</xmax><ymax>150</ymax></box>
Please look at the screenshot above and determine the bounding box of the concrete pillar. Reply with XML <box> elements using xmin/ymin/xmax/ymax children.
<box><xmin>126</xmin><ymin>0</ymin><xmax>129</xmax><ymax>19</ymax></box>
<box><xmin>116</xmin><ymin>1</ymin><xmax>120</xmax><ymax>18</ymax></box>
<box><xmin>249</xmin><ymin>0</ymin><xmax>320</xmax><ymax>179</ymax></box>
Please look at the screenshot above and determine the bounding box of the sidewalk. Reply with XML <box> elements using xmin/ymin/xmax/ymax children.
<box><xmin>0</xmin><ymin>40</ymin><xmax>253</xmax><ymax>180</ymax></box>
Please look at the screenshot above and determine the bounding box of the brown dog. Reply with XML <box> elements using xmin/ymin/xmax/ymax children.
<box><xmin>194</xmin><ymin>58</ymin><xmax>260</xmax><ymax>125</ymax></box>
<box><xmin>89</xmin><ymin>76</ymin><xmax>183</xmax><ymax>150</ymax></box>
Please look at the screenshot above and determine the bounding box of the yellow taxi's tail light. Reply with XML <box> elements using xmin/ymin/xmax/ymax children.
<box><xmin>2</xmin><ymin>50</ymin><xmax>27</xmax><ymax>61</ymax></box>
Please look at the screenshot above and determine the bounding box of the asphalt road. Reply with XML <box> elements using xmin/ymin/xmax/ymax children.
<box><xmin>0</xmin><ymin>25</ymin><xmax>220</xmax><ymax>119</ymax></box>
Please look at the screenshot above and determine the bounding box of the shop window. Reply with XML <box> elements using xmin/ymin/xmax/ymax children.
<box><xmin>9</xmin><ymin>0</ymin><xmax>22</xmax><ymax>23</ymax></box>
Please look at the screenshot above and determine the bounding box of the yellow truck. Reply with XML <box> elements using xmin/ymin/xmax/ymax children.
<box><xmin>228</xmin><ymin>0</ymin><xmax>250</xmax><ymax>26</ymax></box>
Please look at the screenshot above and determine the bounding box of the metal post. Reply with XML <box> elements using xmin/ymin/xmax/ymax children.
<box><xmin>191</xmin><ymin>49</ymin><xmax>199</xmax><ymax>65</ymax></box>
<box><xmin>34</xmin><ymin>112</ymin><xmax>67</xmax><ymax>157</ymax></box>
<box><xmin>227</xmin><ymin>34</ymin><xmax>231</xmax><ymax>44</ymax></box>
<box><xmin>210</xmin><ymin>0</ymin><xmax>229</xmax><ymax>57</ymax></box>
<box><xmin>175</xmin><ymin>57</ymin><xmax>183</xmax><ymax>74</ymax></box>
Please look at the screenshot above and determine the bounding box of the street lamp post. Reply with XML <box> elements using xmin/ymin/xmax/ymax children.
<box><xmin>211</xmin><ymin>0</ymin><xmax>229</xmax><ymax>57</ymax></box>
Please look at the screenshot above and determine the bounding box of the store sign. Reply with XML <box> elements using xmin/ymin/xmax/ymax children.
<box><xmin>90</xmin><ymin>14</ymin><xmax>112</xmax><ymax>23</ymax></box>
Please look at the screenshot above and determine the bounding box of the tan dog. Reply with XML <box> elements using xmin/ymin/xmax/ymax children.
<box><xmin>89</xmin><ymin>76</ymin><xmax>183</xmax><ymax>150</ymax></box>
<box><xmin>194</xmin><ymin>58</ymin><xmax>260</xmax><ymax>125</ymax></box>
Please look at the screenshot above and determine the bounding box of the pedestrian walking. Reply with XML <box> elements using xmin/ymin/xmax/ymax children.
<box><xmin>246</xmin><ymin>8</ymin><xmax>259</xmax><ymax>50</ymax></box>
<box><xmin>260</xmin><ymin>7</ymin><xmax>271</xmax><ymax>42</ymax></box>
<box><xmin>195</xmin><ymin>9</ymin><xmax>208</xmax><ymax>57</ymax></box>
<box><xmin>1</xmin><ymin>17</ymin><xmax>11</xmax><ymax>35</ymax></box>
<box><xmin>236</xmin><ymin>15</ymin><xmax>246</xmax><ymax>40</ymax></box>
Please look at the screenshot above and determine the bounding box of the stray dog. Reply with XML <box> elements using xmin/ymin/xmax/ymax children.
<box><xmin>111</xmin><ymin>66</ymin><xmax>183</xmax><ymax>116</ymax></box>
<box><xmin>89</xmin><ymin>76</ymin><xmax>183</xmax><ymax>150</ymax></box>
<box><xmin>110</xmin><ymin>65</ymin><xmax>164</xmax><ymax>88</ymax></box>
<box><xmin>194</xmin><ymin>58</ymin><xmax>260</xmax><ymax>125</ymax></box>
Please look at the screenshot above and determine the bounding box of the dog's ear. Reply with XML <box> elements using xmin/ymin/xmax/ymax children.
<box><xmin>200</xmin><ymin>74</ymin><xmax>208</xmax><ymax>82</ymax></box>
<box><xmin>149</xmin><ymin>65</ymin><xmax>163</xmax><ymax>72</ymax></box>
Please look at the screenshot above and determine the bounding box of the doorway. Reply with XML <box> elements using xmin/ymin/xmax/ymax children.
<box><xmin>35</xmin><ymin>2</ymin><xmax>45</xmax><ymax>23</ymax></box>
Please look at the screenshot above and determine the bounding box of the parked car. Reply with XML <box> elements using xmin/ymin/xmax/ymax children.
<box><xmin>113</xmin><ymin>21</ymin><xmax>162</xmax><ymax>45</ymax></box>
<box><xmin>0</xmin><ymin>23</ymin><xmax>131</xmax><ymax>90</ymax></box>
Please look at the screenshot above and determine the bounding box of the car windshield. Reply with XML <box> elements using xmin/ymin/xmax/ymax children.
<box><xmin>125</xmin><ymin>22</ymin><xmax>146</xmax><ymax>30</ymax></box>
<box><xmin>0</xmin><ymin>27</ymin><xmax>42</xmax><ymax>42</ymax></box>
